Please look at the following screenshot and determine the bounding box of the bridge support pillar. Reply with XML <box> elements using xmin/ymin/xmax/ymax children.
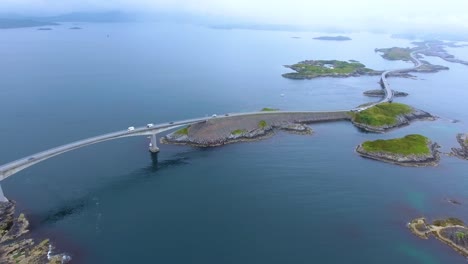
<box><xmin>0</xmin><ymin>183</ymin><xmax>8</xmax><ymax>203</ymax></box>
<box><xmin>149</xmin><ymin>134</ymin><xmax>160</xmax><ymax>153</ymax></box>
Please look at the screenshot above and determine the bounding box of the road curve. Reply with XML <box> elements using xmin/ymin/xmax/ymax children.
<box><xmin>0</xmin><ymin>47</ymin><xmax>429</xmax><ymax>181</ymax></box>
<box><xmin>0</xmin><ymin>110</ymin><xmax>349</xmax><ymax>180</ymax></box>
<box><xmin>357</xmin><ymin>48</ymin><xmax>426</xmax><ymax>111</ymax></box>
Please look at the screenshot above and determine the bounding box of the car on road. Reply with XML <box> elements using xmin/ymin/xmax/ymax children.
<box><xmin>212</xmin><ymin>114</ymin><xmax>217</xmax><ymax>118</ymax></box>
<box><xmin>224</xmin><ymin>114</ymin><xmax>229</xmax><ymax>116</ymax></box>
<box><xmin>127</xmin><ymin>126</ymin><xmax>135</xmax><ymax>131</ymax></box>
<box><xmin>27</xmin><ymin>157</ymin><xmax>35</xmax><ymax>161</ymax></box>
<box><xmin>169</xmin><ymin>122</ymin><xmax>174</xmax><ymax>124</ymax></box>
<box><xmin>146</xmin><ymin>123</ymin><xmax>154</xmax><ymax>128</ymax></box>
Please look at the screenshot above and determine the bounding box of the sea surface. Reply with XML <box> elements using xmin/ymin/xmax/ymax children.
<box><xmin>1</xmin><ymin>22</ymin><xmax>468</xmax><ymax>263</ymax></box>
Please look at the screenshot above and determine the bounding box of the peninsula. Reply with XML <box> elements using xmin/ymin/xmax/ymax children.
<box><xmin>351</xmin><ymin>103</ymin><xmax>434</xmax><ymax>133</ymax></box>
<box><xmin>313</xmin><ymin>36</ymin><xmax>351</xmax><ymax>41</ymax></box>
<box><xmin>282</xmin><ymin>60</ymin><xmax>379</xmax><ymax>79</ymax></box>
<box><xmin>356</xmin><ymin>134</ymin><xmax>440</xmax><ymax>166</ymax></box>
<box><xmin>451</xmin><ymin>133</ymin><xmax>468</xmax><ymax>160</ymax></box>
<box><xmin>408</xmin><ymin>217</ymin><xmax>468</xmax><ymax>257</ymax></box>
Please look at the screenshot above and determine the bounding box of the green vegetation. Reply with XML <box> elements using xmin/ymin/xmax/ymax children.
<box><xmin>231</xmin><ymin>129</ymin><xmax>247</xmax><ymax>135</ymax></box>
<box><xmin>175</xmin><ymin>126</ymin><xmax>189</xmax><ymax>135</ymax></box>
<box><xmin>283</xmin><ymin>60</ymin><xmax>376</xmax><ymax>79</ymax></box>
<box><xmin>376</xmin><ymin>47</ymin><xmax>413</xmax><ymax>61</ymax></box>
<box><xmin>258</xmin><ymin>120</ymin><xmax>267</xmax><ymax>129</ymax></box>
<box><xmin>362</xmin><ymin>134</ymin><xmax>430</xmax><ymax>155</ymax></box>
<box><xmin>456</xmin><ymin>231</ymin><xmax>466</xmax><ymax>239</ymax></box>
<box><xmin>261</xmin><ymin>107</ymin><xmax>279</xmax><ymax>112</ymax></box>
<box><xmin>432</xmin><ymin>218</ymin><xmax>465</xmax><ymax>227</ymax></box>
<box><xmin>352</xmin><ymin>102</ymin><xmax>412</xmax><ymax>126</ymax></box>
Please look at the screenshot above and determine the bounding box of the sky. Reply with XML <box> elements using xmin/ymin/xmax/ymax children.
<box><xmin>1</xmin><ymin>0</ymin><xmax>467</xmax><ymax>32</ymax></box>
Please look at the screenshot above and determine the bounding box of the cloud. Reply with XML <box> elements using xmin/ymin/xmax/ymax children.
<box><xmin>1</xmin><ymin>0</ymin><xmax>467</xmax><ymax>31</ymax></box>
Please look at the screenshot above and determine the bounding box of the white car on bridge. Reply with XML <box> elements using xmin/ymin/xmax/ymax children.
<box><xmin>127</xmin><ymin>126</ymin><xmax>135</xmax><ymax>131</ymax></box>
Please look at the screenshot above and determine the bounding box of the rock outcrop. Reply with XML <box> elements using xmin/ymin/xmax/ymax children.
<box><xmin>0</xmin><ymin>201</ymin><xmax>70</xmax><ymax>264</ymax></box>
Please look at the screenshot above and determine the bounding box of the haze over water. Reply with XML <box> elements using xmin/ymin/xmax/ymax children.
<box><xmin>1</xmin><ymin>22</ymin><xmax>468</xmax><ymax>263</ymax></box>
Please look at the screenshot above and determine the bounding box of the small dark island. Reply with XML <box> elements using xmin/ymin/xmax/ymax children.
<box><xmin>451</xmin><ymin>133</ymin><xmax>468</xmax><ymax>160</ymax></box>
<box><xmin>69</xmin><ymin>27</ymin><xmax>82</xmax><ymax>30</ymax></box>
<box><xmin>351</xmin><ymin>103</ymin><xmax>434</xmax><ymax>132</ymax></box>
<box><xmin>282</xmin><ymin>60</ymin><xmax>380</xmax><ymax>79</ymax></box>
<box><xmin>37</xmin><ymin>27</ymin><xmax>53</xmax><ymax>31</ymax></box>
<box><xmin>313</xmin><ymin>36</ymin><xmax>351</xmax><ymax>41</ymax></box>
<box><xmin>408</xmin><ymin>217</ymin><xmax>468</xmax><ymax>257</ymax></box>
<box><xmin>356</xmin><ymin>134</ymin><xmax>440</xmax><ymax>166</ymax></box>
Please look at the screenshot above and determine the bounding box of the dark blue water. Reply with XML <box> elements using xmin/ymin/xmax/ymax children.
<box><xmin>1</xmin><ymin>22</ymin><xmax>468</xmax><ymax>263</ymax></box>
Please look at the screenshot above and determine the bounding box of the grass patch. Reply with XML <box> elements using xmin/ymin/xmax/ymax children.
<box><xmin>258</xmin><ymin>120</ymin><xmax>267</xmax><ymax>129</ymax></box>
<box><xmin>352</xmin><ymin>102</ymin><xmax>412</xmax><ymax>126</ymax></box>
<box><xmin>175</xmin><ymin>126</ymin><xmax>189</xmax><ymax>135</ymax></box>
<box><xmin>456</xmin><ymin>231</ymin><xmax>466</xmax><ymax>239</ymax></box>
<box><xmin>231</xmin><ymin>129</ymin><xmax>247</xmax><ymax>135</ymax></box>
<box><xmin>362</xmin><ymin>134</ymin><xmax>430</xmax><ymax>155</ymax></box>
<box><xmin>261</xmin><ymin>107</ymin><xmax>279</xmax><ymax>111</ymax></box>
<box><xmin>433</xmin><ymin>218</ymin><xmax>465</xmax><ymax>227</ymax></box>
<box><xmin>376</xmin><ymin>47</ymin><xmax>413</xmax><ymax>61</ymax></box>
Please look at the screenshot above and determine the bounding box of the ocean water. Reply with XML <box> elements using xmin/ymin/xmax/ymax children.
<box><xmin>1</xmin><ymin>22</ymin><xmax>468</xmax><ymax>263</ymax></box>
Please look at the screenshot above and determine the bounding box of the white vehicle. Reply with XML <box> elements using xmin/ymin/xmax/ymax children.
<box><xmin>212</xmin><ymin>114</ymin><xmax>217</xmax><ymax>118</ymax></box>
<box><xmin>146</xmin><ymin>123</ymin><xmax>154</xmax><ymax>128</ymax></box>
<box><xmin>127</xmin><ymin>126</ymin><xmax>135</xmax><ymax>131</ymax></box>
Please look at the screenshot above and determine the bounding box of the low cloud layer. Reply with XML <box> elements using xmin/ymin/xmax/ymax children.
<box><xmin>1</xmin><ymin>0</ymin><xmax>467</xmax><ymax>32</ymax></box>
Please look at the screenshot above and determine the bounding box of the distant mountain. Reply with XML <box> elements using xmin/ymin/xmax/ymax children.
<box><xmin>0</xmin><ymin>11</ymin><xmax>136</xmax><ymax>29</ymax></box>
<box><xmin>0</xmin><ymin>18</ymin><xmax>58</xmax><ymax>29</ymax></box>
<box><xmin>38</xmin><ymin>11</ymin><xmax>136</xmax><ymax>23</ymax></box>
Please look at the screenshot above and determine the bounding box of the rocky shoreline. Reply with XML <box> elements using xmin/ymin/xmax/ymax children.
<box><xmin>451</xmin><ymin>133</ymin><xmax>468</xmax><ymax>160</ymax></box>
<box><xmin>0</xmin><ymin>201</ymin><xmax>69</xmax><ymax>264</ymax></box>
<box><xmin>352</xmin><ymin>107</ymin><xmax>435</xmax><ymax>133</ymax></box>
<box><xmin>355</xmin><ymin>141</ymin><xmax>440</xmax><ymax>167</ymax></box>
<box><xmin>162</xmin><ymin>122</ymin><xmax>313</xmax><ymax>147</ymax></box>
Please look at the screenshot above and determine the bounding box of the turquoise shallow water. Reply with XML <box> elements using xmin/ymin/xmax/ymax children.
<box><xmin>1</xmin><ymin>23</ymin><xmax>468</xmax><ymax>263</ymax></box>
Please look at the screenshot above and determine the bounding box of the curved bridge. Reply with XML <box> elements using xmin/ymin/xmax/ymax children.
<box><xmin>0</xmin><ymin>47</ymin><xmax>429</xmax><ymax>202</ymax></box>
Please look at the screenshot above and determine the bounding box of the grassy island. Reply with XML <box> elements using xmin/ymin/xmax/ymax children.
<box><xmin>409</xmin><ymin>217</ymin><xmax>468</xmax><ymax>257</ymax></box>
<box><xmin>375</xmin><ymin>47</ymin><xmax>413</xmax><ymax>61</ymax></box>
<box><xmin>352</xmin><ymin>103</ymin><xmax>412</xmax><ymax>126</ymax></box>
<box><xmin>283</xmin><ymin>60</ymin><xmax>378</xmax><ymax>79</ymax></box>
<box><xmin>362</xmin><ymin>134</ymin><xmax>430</xmax><ymax>155</ymax></box>
<box><xmin>356</xmin><ymin>134</ymin><xmax>439</xmax><ymax>166</ymax></box>
<box><xmin>258</xmin><ymin>120</ymin><xmax>267</xmax><ymax>129</ymax></box>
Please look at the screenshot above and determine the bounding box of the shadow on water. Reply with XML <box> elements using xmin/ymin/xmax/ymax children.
<box><xmin>39</xmin><ymin>152</ymin><xmax>192</xmax><ymax>225</ymax></box>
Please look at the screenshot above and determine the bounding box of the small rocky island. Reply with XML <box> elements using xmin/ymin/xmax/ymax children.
<box><xmin>282</xmin><ymin>60</ymin><xmax>380</xmax><ymax>79</ymax></box>
<box><xmin>313</xmin><ymin>36</ymin><xmax>351</xmax><ymax>41</ymax></box>
<box><xmin>162</xmin><ymin>110</ymin><xmax>350</xmax><ymax>147</ymax></box>
<box><xmin>408</xmin><ymin>217</ymin><xmax>468</xmax><ymax>257</ymax></box>
<box><xmin>351</xmin><ymin>103</ymin><xmax>434</xmax><ymax>132</ymax></box>
<box><xmin>0</xmin><ymin>201</ymin><xmax>69</xmax><ymax>263</ymax></box>
<box><xmin>451</xmin><ymin>133</ymin><xmax>468</xmax><ymax>160</ymax></box>
<box><xmin>356</xmin><ymin>134</ymin><xmax>440</xmax><ymax>166</ymax></box>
